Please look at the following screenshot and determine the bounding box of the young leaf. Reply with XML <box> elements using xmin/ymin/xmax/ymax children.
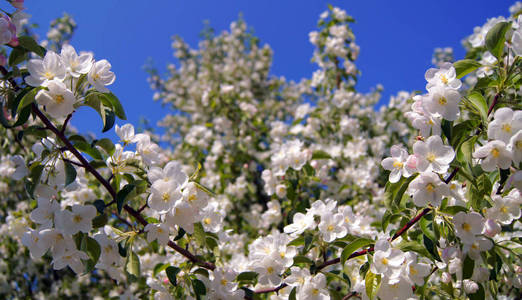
<box><xmin>80</xmin><ymin>235</ymin><xmax>101</xmax><ymax>274</ymax></box>
<box><xmin>16</xmin><ymin>87</ymin><xmax>41</xmax><ymax>113</ymax></box>
<box><xmin>341</xmin><ymin>238</ymin><xmax>373</xmax><ymax>265</ymax></box>
<box><xmin>17</xmin><ymin>36</ymin><xmax>46</xmax><ymax>57</ymax></box>
<box><xmin>126</xmin><ymin>251</ymin><xmax>140</xmax><ymax>277</ymax></box>
<box><xmin>236</xmin><ymin>271</ymin><xmax>258</xmax><ymax>282</ymax></box>
<box><xmin>311</xmin><ymin>150</ymin><xmax>332</xmax><ymax>160</ymax></box>
<box><xmin>365</xmin><ymin>270</ymin><xmax>380</xmax><ymax>300</ymax></box>
<box><xmin>102</xmin><ymin>92</ymin><xmax>127</xmax><ymax>120</ymax></box>
<box><xmin>165</xmin><ymin>266</ymin><xmax>180</xmax><ymax>285</ymax></box>
<box><xmin>192</xmin><ymin>278</ymin><xmax>206</xmax><ymax>296</ymax></box>
<box><xmin>453</xmin><ymin>59</ymin><xmax>481</xmax><ymax>79</ymax></box>
<box><xmin>485</xmin><ymin>22</ymin><xmax>511</xmax><ymax>58</ymax></box>
<box><xmin>116</xmin><ymin>184</ymin><xmax>135</xmax><ymax>214</ymax></box>
<box><xmin>64</xmin><ymin>161</ymin><xmax>77</xmax><ymax>187</ymax></box>
<box><xmin>467</xmin><ymin>92</ymin><xmax>488</xmax><ymax>124</ymax></box>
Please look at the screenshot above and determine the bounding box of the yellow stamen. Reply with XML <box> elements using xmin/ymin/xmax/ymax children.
<box><xmin>462</xmin><ymin>223</ymin><xmax>471</xmax><ymax>232</ymax></box>
<box><xmin>501</xmin><ymin>123</ymin><xmax>512</xmax><ymax>133</ymax></box>
<box><xmin>440</xmin><ymin>74</ymin><xmax>448</xmax><ymax>84</ymax></box>
<box><xmin>426</xmin><ymin>183</ymin><xmax>435</xmax><ymax>192</ymax></box>
<box><xmin>426</xmin><ymin>153</ymin><xmax>436</xmax><ymax>162</ymax></box>
<box><xmin>54</xmin><ymin>95</ymin><xmax>65</xmax><ymax>104</ymax></box>
<box><xmin>491</xmin><ymin>148</ymin><xmax>500</xmax><ymax>158</ymax></box>
<box><xmin>393</xmin><ymin>161</ymin><xmax>403</xmax><ymax>169</ymax></box>
<box><xmin>438</xmin><ymin>96</ymin><xmax>447</xmax><ymax>105</ymax></box>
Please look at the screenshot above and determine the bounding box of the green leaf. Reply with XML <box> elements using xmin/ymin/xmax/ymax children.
<box><xmin>289</xmin><ymin>287</ymin><xmax>297</xmax><ymax>300</ymax></box>
<box><xmin>80</xmin><ymin>236</ymin><xmax>101</xmax><ymax>274</ymax></box>
<box><xmin>93</xmin><ymin>199</ymin><xmax>106</xmax><ymax>213</ymax></box>
<box><xmin>441</xmin><ymin>120</ymin><xmax>453</xmax><ymax>142</ymax></box>
<box><xmin>165</xmin><ymin>266</ymin><xmax>180</xmax><ymax>285</ymax></box>
<box><xmin>153</xmin><ymin>263</ymin><xmax>170</xmax><ymax>277</ymax></box>
<box><xmin>384</xmin><ymin>175</ymin><xmax>417</xmax><ymax>211</ymax></box>
<box><xmin>439</xmin><ymin>205</ymin><xmax>467</xmax><ymax>215</ymax></box>
<box><xmin>73</xmin><ymin>141</ymin><xmax>103</xmax><ymax>160</ymax></box>
<box><xmin>236</xmin><ymin>271</ymin><xmax>258</xmax><ymax>282</ymax></box>
<box><xmin>192</xmin><ymin>278</ymin><xmax>206</xmax><ymax>296</ymax></box>
<box><xmin>288</xmin><ymin>236</ymin><xmax>305</xmax><ymax>247</ymax></box>
<box><xmin>16</xmin><ymin>87</ymin><xmax>41</xmax><ymax>114</ymax></box>
<box><xmin>64</xmin><ymin>161</ymin><xmax>77</xmax><ymax>186</ymax></box>
<box><xmin>420</xmin><ymin>216</ymin><xmax>436</xmax><ymax>242</ymax></box>
<box><xmin>102</xmin><ymin>109</ymin><xmax>115</xmax><ymax>133</ymax></box>
<box><xmin>102</xmin><ymin>93</ymin><xmax>126</xmax><ymax>120</ymax></box>
<box><xmin>423</xmin><ymin>234</ymin><xmax>441</xmax><ymax>262</ymax></box>
<box><xmin>9</xmin><ymin>47</ymin><xmax>28</xmax><ymax>66</ymax></box>
<box><xmin>126</xmin><ymin>251</ymin><xmax>140</xmax><ymax>277</ymax></box>
<box><xmin>311</xmin><ymin>150</ymin><xmax>331</xmax><ymax>160</ymax></box>
<box><xmin>293</xmin><ymin>255</ymin><xmax>314</xmax><ymax>265</ymax></box>
<box><xmin>485</xmin><ymin>21</ymin><xmax>511</xmax><ymax>58</ymax></box>
<box><xmin>84</xmin><ymin>94</ymin><xmax>115</xmax><ymax>132</ymax></box>
<box><xmin>116</xmin><ymin>184</ymin><xmax>135</xmax><ymax>214</ymax></box>
<box><xmin>463</xmin><ymin>255</ymin><xmax>474</xmax><ymax>279</ymax></box>
<box><xmin>453</xmin><ymin>59</ymin><xmax>482</xmax><ymax>79</ymax></box>
<box><xmin>96</xmin><ymin>138</ymin><xmax>115</xmax><ymax>156</ymax></box>
<box><xmin>365</xmin><ymin>271</ymin><xmax>380</xmax><ymax>300</ymax></box>
<box><xmin>468</xmin><ymin>92</ymin><xmax>489</xmax><ymax>124</ymax></box>
<box><xmin>92</xmin><ymin>213</ymin><xmax>108</xmax><ymax>228</ymax></box>
<box><xmin>193</xmin><ymin>181</ymin><xmax>216</xmax><ymax>196</ymax></box>
<box><xmin>17</xmin><ymin>36</ymin><xmax>46</xmax><ymax>57</ymax></box>
<box><xmin>341</xmin><ymin>238</ymin><xmax>373</xmax><ymax>265</ymax></box>
<box><xmin>192</xmin><ymin>223</ymin><xmax>206</xmax><ymax>247</ymax></box>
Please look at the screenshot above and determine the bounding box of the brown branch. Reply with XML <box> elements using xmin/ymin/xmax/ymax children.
<box><xmin>342</xmin><ymin>292</ymin><xmax>358</xmax><ymax>300</ymax></box>
<box><xmin>30</xmin><ymin>103</ymin><xmax>216</xmax><ymax>270</ymax></box>
<box><xmin>60</xmin><ymin>113</ymin><xmax>73</xmax><ymax>134</ymax></box>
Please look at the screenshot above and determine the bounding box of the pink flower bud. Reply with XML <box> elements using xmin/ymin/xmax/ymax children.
<box><xmin>441</xmin><ymin>272</ymin><xmax>452</xmax><ymax>284</ymax></box>
<box><xmin>484</xmin><ymin>219</ymin><xmax>501</xmax><ymax>237</ymax></box>
<box><xmin>11</xmin><ymin>0</ymin><xmax>25</xmax><ymax>10</ymax></box>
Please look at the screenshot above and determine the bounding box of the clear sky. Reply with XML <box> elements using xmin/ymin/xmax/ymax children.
<box><xmin>25</xmin><ymin>0</ymin><xmax>515</xmax><ymax>140</ymax></box>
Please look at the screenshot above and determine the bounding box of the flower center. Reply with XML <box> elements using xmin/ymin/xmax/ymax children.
<box><xmin>381</xmin><ymin>257</ymin><xmax>389</xmax><ymax>265</ymax></box>
<box><xmin>220</xmin><ymin>279</ymin><xmax>227</xmax><ymax>286</ymax></box>
<box><xmin>393</xmin><ymin>161</ymin><xmax>403</xmax><ymax>169</ymax></box>
<box><xmin>491</xmin><ymin>148</ymin><xmax>500</xmax><ymax>158</ymax></box>
<box><xmin>312</xmin><ymin>288</ymin><xmax>320</xmax><ymax>295</ymax></box>
<box><xmin>438</xmin><ymin>96</ymin><xmax>447</xmax><ymax>105</ymax></box>
<box><xmin>327</xmin><ymin>224</ymin><xmax>334</xmax><ymax>231</ymax></box>
<box><xmin>500</xmin><ymin>206</ymin><xmax>508</xmax><ymax>214</ymax></box>
<box><xmin>462</xmin><ymin>222</ymin><xmax>471</xmax><ymax>232</ymax></box>
<box><xmin>54</xmin><ymin>94</ymin><xmax>65</xmax><ymax>104</ymax></box>
<box><xmin>267</xmin><ymin>266</ymin><xmax>274</xmax><ymax>274</ymax></box>
<box><xmin>426</xmin><ymin>153</ymin><xmax>436</xmax><ymax>162</ymax></box>
<box><xmin>501</xmin><ymin>123</ymin><xmax>512</xmax><ymax>133</ymax></box>
<box><xmin>440</xmin><ymin>74</ymin><xmax>448</xmax><ymax>84</ymax></box>
<box><xmin>188</xmin><ymin>194</ymin><xmax>197</xmax><ymax>202</ymax></box>
<box><xmin>162</xmin><ymin>192</ymin><xmax>170</xmax><ymax>202</ymax></box>
<box><xmin>409</xmin><ymin>265</ymin><xmax>418</xmax><ymax>275</ymax></box>
<box><xmin>426</xmin><ymin>183</ymin><xmax>435</xmax><ymax>192</ymax></box>
<box><xmin>516</xmin><ymin>140</ymin><xmax>522</xmax><ymax>150</ymax></box>
<box><xmin>44</xmin><ymin>71</ymin><xmax>55</xmax><ymax>80</ymax></box>
<box><xmin>73</xmin><ymin>215</ymin><xmax>83</xmax><ymax>223</ymax></box>
<box><xmin>203</xmin><ymin>217</ymin><xmax>212</xmax><ymax>225</ymax></box>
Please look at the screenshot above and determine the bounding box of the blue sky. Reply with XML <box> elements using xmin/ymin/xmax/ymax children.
<box><xmin>25</xmin><ymin>0</ymin><xmax>515</xmax><ymax>140</ymax></box>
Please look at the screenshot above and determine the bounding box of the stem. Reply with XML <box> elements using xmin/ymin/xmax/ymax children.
<box><xmin>487</xmin><ymin>93</ymin><xmax>500</xmax><ymax>117</ymax></box>
<box><xmin>30</xmin><ymin>103</ymin><xmax>216</xmax><ymax>270</ymax></box>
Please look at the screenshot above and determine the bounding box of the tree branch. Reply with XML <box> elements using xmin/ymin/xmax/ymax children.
<box><xmin>30</xmin><ymin>103</ymin><xmax>216</xmax><ymax>270</ymax></box>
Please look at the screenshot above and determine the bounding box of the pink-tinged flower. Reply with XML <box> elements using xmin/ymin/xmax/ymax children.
<box><xmin>0</xmin><ymin>14</ymin><xmax>18</xmax><ymax>46</ymax></box>
<box><xmin>483</xmin><ymin>219</ymin><xmax>501</xmax><ymax>238</ymax></box>
<box><xmin>10</xmin><ymin>0</ymin><xmax>25</xmax><ymax>10</ymax></box>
